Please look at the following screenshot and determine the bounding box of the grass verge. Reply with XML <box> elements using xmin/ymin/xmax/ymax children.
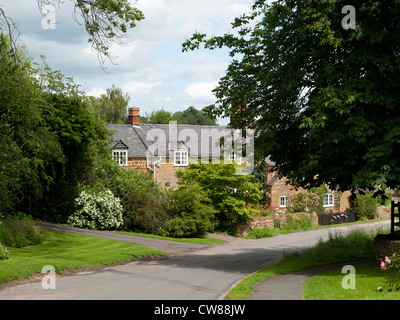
<box><xmin>226</xmin><ymin>228</ymin><xmax>386</xmax><ymax>300</ymax></box>
<box><xmin>114</xmin><ymin>230</ymin><xmax>227</xmax><ymax>245</ymax></box>
<box><xmin>303</xmin><ymin>261</ymin><xmax>400</xmax><ymax>300</ymax></box>
<box><xmin>0</xmin><ymin>230</ymin><xmax>165</xmax><ymax>285</ymax></box>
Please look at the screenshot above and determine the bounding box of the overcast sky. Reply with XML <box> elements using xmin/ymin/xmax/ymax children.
<box><xmin>2</xmin><ymin>0</ymin><xmax>257</xmax><ymax>125</ymax></box>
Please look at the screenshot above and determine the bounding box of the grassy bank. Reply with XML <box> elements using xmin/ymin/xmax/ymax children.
<box><xmin>227</xmin><ymin>228</ymin><xmax>386</xmax><ymax>300</ymax></box>
<box><xmin>0</xmin><ymin>230</ymin><xmax>165</xmax><ymax>285</ymax></box>
<box><xmin>114</xmin><ymin>230</ymin><xmax>227</xmax><ymax>245</ymax></box>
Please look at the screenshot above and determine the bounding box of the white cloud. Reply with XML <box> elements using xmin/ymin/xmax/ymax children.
<box><xmin>185</xmin><ymin>82</ymin><xmax>218</xmax><ymax>101</ymax></box>
<box><xmin>121</xmin><ymin>81</ymin><xmax>163</xmax><ymax>95</ymax></box>
<box><xmin>4</xmin><ymin>0</ymin><xmax>255</xmax><ymax>115</ymax></box>
<box><xmin>86</xmin><ymin>87</ymin><xmax>107</xmax><ymax>98</ymax></box>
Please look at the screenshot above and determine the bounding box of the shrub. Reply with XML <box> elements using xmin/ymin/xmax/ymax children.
<box><xmin>68</xmin><ymin>189</ymin><xmax>124</xmax><ymax>230</ymax></box>
<box><xmin>0</xmin><ymin>243</ymin><xmax>9</xmax><ymax>260</ymax></box>
<box><xmin>176</xmin><ymin>162</ymin><xmax>262</xmax><ymax>234</ymax></box>
<box><xmin>310</xmin><ymin>185</ymin><xmax>329</xmax><ymax>215</ymax></box>
<box><xmin>283</xmin><ymin>214</ymin><xmax>315</xmax><ymax>232</ymax></box>
<box><xmin>123</xmin><ymin>187</ymin><xmax>169</xmax><ymax>234</ymax></box>
<box><xmin>0</xmin><ymin>214</ymin><xmax>46</xmax><ymax>248</ymax></box>
<box><xmin>353</xmin><ymin>194</ymin><xmax>378</xmax><ymax>220</ymax></box>
<box><xmin>162</xmin><ymin>184</ymin><xmax>215</xmax><ymax>238</ymax></box>
<box><xmin>162</xmin><ymin>217</ymin><xmax>207</xmax><ymax>238</ymax></box>
<box><xmin>286</xmin><ymin>191</ymin><xmax>319</xmax><ymax>214</ymax></box>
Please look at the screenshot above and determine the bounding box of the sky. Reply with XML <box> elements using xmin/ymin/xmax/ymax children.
<box><xmin>2</xmin><ymin>0</ymin><xmax>257</xmax><ymax>125</ymax></box>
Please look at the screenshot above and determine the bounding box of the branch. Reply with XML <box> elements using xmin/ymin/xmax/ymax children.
<box><xmin>0</xmin><ymin>6</ymin><xmax>20</xmax><ymax>65</ymax></box>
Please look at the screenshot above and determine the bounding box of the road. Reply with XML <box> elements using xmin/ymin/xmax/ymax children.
<box><xmin>0</xmin><ymin>220</ymin><xmax>390</xmax><ymax>300</ymax></box>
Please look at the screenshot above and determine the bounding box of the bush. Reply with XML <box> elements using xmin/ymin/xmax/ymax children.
<box><xmin>68</xmin><ymin>189</ymin><xmax>124</xmax><ymax>230</ymax></box>
<box><xmin>176</xmin><ymin>162</ymin><xmax>262</xmax><ymax>234</ymax></box>
<box><xmin>353</xmin><ymin>194</ymin><xmax>378</xmax><ymax>220</ymax></box>
<box><xmin>123</xmin><ymin>187</ymin><xmax>169</xmax><ymax>234</ymax></box>
<box><xmin>0</xmin><ymin>243</ymin><xmax>9</xmax><ymax>260</ymax></box>
<box><xmin>162</xmin><ymin>217</ymin><xmax>207</xmax><ymax>238</ymax></box>
<box><xmin>161</xmin><ymin>184</ymin><xmax>215</xmax><ymax>238</ymax></box>
<box><xmin>283</xmin><ymin>214</ymin><xmax>315</xmax><ymax>232</ymax></box>
<box><xmin>0</xmin><ymin>214</ymin><xmax>46</xmax><ymax>248</ymax></box>
<box><xmin>286</xmin><ymin>191</ymin><xmax>319</xmax><ymax>214</ymax></box>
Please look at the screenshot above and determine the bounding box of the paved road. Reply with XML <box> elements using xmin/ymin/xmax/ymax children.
<box><xmin>0</xmin><ymin>220</ymin><xmax>390</xmax><ymax>300</ymax></box>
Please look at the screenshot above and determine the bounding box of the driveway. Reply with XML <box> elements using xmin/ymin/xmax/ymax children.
<box><xmin>0</xmin><ymin>220</ymin><xmax>390</xmax><ymax>300</ymax></box>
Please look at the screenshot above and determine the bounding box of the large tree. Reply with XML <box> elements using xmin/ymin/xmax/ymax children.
<box><xmin>89</xmin><ymin>85</ymin><xmax>130</xmax><ymax>124</ymax></box>
<box><xmin>183</xmin><ymin>0</ymin><xmax>400</xmax><ymax>194</ymax></box>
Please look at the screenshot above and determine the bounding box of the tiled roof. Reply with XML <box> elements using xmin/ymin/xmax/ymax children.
<box><xmin>108</xmin><ymin>123</ymin><xmax>238</xmax><ymax>158</ymax></box>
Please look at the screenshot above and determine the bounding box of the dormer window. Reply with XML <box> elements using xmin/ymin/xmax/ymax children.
<box><xmin>174</xmin><ymin>150</ymin><xmax>188</xmax><ymax>166</ymax></box>
<box><xmin>113</xmin><ymin>150</ymin><xmax>128</xmax><ymax>166</ymax></box>
<box><xmin>112</xmin><ymin>140</ymin><xmax>129</xmax><ymax>167</ymax></box>
<box><xmin>173</xmin><ymin>141</ymin><xmax>189</xmax><ymax>166</ymax></box>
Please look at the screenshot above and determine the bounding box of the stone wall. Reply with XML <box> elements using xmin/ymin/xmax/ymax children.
<box><xmin>377</xmin><ymin>206</ymin><xmax>391</xmax><ymax>219</ymax></box>
<box><xmin>235</xmin><ymin>212</ymin><xmax>318</xmax><ymax>237</ymax></box>
<box><xmin>374</xmin><ymin>234</ymin><xmax>400</xmax><ymax>261</ymax></box>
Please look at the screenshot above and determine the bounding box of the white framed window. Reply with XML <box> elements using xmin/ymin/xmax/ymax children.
<box><xmin>323</xmin><ymin>193</ymin><xmax>334</xmax><ymax>207</ymax></box>
<box><xmin>280</xmin><ymin>195</ymin><xmax>289</xmax><ymax>208</ymax></box>
<box><xmin>113</xmin><ymin>150</ymin><xmax>128</xmax><ymax>167</ymax></box>
<box><xmin>174</xmin><ymin>151</ymin><xmax>188</xmax><ymax>166</ymax></box>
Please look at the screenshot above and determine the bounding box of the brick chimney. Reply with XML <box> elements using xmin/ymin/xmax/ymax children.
<box><xmin>128</xmin><ymin>107</ymin><xmax>140</xmax><ymax>125</ymax></box>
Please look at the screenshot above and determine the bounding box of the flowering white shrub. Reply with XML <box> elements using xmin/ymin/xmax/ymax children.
<box><xmin>68</xmin><ymin>190</ymin><xmax>124</xmax><ymax>230</ymax></box>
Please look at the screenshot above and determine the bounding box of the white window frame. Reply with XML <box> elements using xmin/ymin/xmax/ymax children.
<box><xmin>323</xmin><ymin>193</ymin><xmax>334</xmax><ymax>207</ymax></box>
<box><xmin>113</xmin><ymin>150</ymin><xmax>128</xmax><ymax>167</ymax></box>
<box><xmin>174</xmin><ymin>150</ymin><xmax>189</xmax><ymax>166</ymax></box>
<box><xmin>280</xmin><ymin>195</ymin><xmax>289</xmax><ymax>208</ymax></box>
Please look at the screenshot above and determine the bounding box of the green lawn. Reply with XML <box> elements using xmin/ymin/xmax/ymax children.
<box><xmin>303</xmin><ymin>261</ymin><xmax>400</xmax><ymax>300</ymax></box>
<box><xmin>114</xmin><ymin>230</ymin><xmax>227</xmax><ymax>245</ymax></box>
<box><xmin>0</xmin><ymin>230</ymin><xmax>165</xmax><ymax>285</ymax></box>
<box><xmin>226</xmin><ymin>228</ymin><xmax>387</xmax><ymax>300</ymax></box>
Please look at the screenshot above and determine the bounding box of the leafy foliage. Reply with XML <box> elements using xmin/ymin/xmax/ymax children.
<box><xmin>183</xmin><ymin>0</ymin><xmax>400</xmax><ymax>193</ymax></box>
<box><xmin>1</xmin><ymin>0</ymin><xmax>145</xmax><ymax>67</ymax></box>
<box><xmin>176</xmin><ymin>162</ymin><xmax>262</xmax><ymax>233</ymax></box>
<box><xmin>88</xmin><ymin>85</ymin><xmax>130</xmax><ymax>124</ymax></box>
<box><xmin>141</xmin><ymin>106</ymin><xmax>218</xmax><ymax>125</ymax></box>
<box><xmin>0</xmin><ymin>215</ymin><xmax>46</xmax><ymax>248</ymax></box>
<box><xmin>353</xmin><ymin>194</ymin><xmax>378</xmax><ymax>220</ymax></box>
<box><xmin>286</xmin><ymin>191</ymin><xmax>320</xmax><ymax>214</ymax></box>
<box><xmin>162</xmin><ymin>184</ymin><xmax>214</xmax><ymax>238</ymax></box>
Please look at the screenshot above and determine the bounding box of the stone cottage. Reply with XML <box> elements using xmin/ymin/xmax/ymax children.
<box><xmin>109</xmin><ymin>108</ymin><xmax>351</xmax><ymax>213</ymax></box>
<box><xmin>108</xmin><ymin>107</ymin><xmax>247</xmax><ymax>188</ymax></box>
<box><xmin>265</xmin><ymin>156</ymin><xmax>351</xmax><ymax>213</ymax></box>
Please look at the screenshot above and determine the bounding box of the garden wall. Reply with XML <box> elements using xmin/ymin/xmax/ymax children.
<box><xmin>377</xmin><ymin>206</ymin><xmax>391</xmax><ymax>219</ymax></box>
<box><xmin>235</xmin><ymin>212</ymin><xmax>318</xmax><ymax>237</ymax></box>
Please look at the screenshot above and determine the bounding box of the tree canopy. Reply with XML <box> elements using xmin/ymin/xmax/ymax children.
<box><xmin>183</xmin><ymin>0</ymin><xmax>400</xmax><ymax>194</ymax></box>
<box><xmin>142</xmin><ymin>106</ymin><xmax>218</xmax><ymax>126</ymax></box>
<box><xmin>0</xmin><ymin>35</ymin><xmax>113</xmax><ymax>218</ymax></box>
<box><xmin>89</xmin><ymin>85</ymin><xmax>130</xmax><ymax>124</ymax></box>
